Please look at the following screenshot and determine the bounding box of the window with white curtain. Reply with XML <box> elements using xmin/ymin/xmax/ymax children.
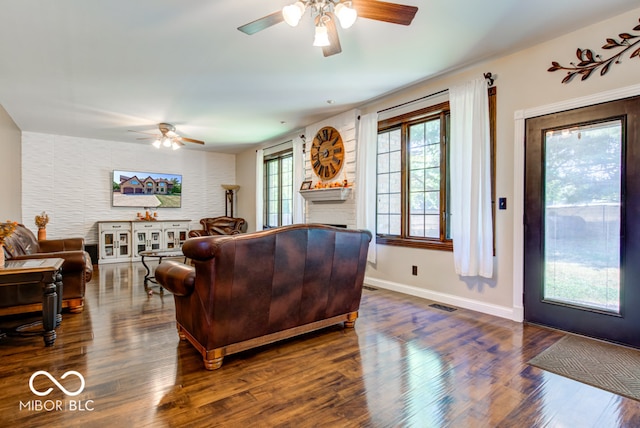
<box><xmin>377</xmin><ymin>102</ymin><xmax>453</xmax><ymax>250</ymax></box>
<box><xmin>376</xmin><ymin>88</ymin><xmax>496</xmax><ymax>251</ymax></box>
<box><xmin>264</xmin><ymin>149</ymin><xmax>293</xmax><ymax>228</ymax></box>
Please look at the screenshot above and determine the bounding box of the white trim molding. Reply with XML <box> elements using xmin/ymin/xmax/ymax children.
<box><xmin>513</xmin><ymin>83</ymin><xmax>640</xmax><ymax>323</ymax></box>
<box><xmin>365</xmin><ymin>277</ymin><xmax>517</xmax><ymax>321</ymax></box>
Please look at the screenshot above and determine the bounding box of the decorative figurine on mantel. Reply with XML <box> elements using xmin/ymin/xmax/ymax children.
<box><xmin>35</xmin><ymin>211</ymin><xmax>50</xmax><ymax>240</ymax></box>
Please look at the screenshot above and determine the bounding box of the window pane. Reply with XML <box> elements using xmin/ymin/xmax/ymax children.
<box><xmin>544</xmin><ymin>121</ymin><xmax>621</xmax><ymax>312</ymax></box>
<box><xmin>378</xmin><ymin>152</ymin><xmax>390</xmax><ymax>174</ymax></box>
<box><xmin>425</xmin><ymin>119</ymin><xmax>440</xmax><ymax>145</ymax></box>
<box><xmin>389</xmin><ymin>193</ymin><xmax>401</xmax><ymax>215</ymax></box>
<box><xmin>389</xmin><ymin>214</ymin><xmax>401</xmax><ymax>235</ymax></box>
<box><xmin>410</xmin><ymin>192</ymin><xmax>425</xmax><ymax>214</ymax></box>
<box><xmin>424</xmin><ymin>215</ymin><xmax>439</xmax><ymax>238</ymax></box>
<box><xmin>410</xmin><ymin>169</ymin><xmax>424</xmax><ymax>192</ymax></box>
<box><xmin>425</xmin><ymin>191</ymin><xmax>440</xmax><ymax>212</ymax></box>
<box><xmin>378</xmin><ymin>132</ymin><xmax>390</xmax><ymax>153</ymax></box>
<box><xmin>389</xmin><ymin>172</ymin><xmax>401</xmax><ymax>193</ymax></box>
<box><xmin>410</xmin><ymin>214</ymin><xmax>425</xmax><ymax>236</ymax></box>
<box><xmin>378</xmin><ymin>194</ymin><xmax>390</xmax><ymax>214</ymax></box>
<box><xmin>410</xmin><ymin>123</ymin><xmax>425</xmax><ymax>147</ymax></box>
<box><xmin>390</xmin><ymin>150</ymin><xmax>402</xmax><ymax>172</ymax></box>
<box><xmin>425</xmin><ymin>167</ymin><xmax>440</xmax><ymax>191</ymax></box>
<box><xmin>378</xmin><ymin>173</ymin><xmax>390</xmax><ymax>194</ymax></box>
<box><xmin>389</xmin><ymin>129</ymin><xmax>401</xmax><ymax>152</ymax></box>
<box><xmin>377</xmin><ymin>214</ymin><xmax>389</xmax><ymax>235</ymax></box>
<box><xmin>425</xmin><ymin>143</ymin><xmax>440</xmax><ymax>168</ymax></box>
<box><xmin>409</xmin><ymin>145</ymin><xmax>424</xmax><ymax>170</ymax></box>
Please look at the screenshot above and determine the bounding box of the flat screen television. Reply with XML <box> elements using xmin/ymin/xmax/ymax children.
<box><xmin>112</xmin><ymin>170</ymin><xmax>182</xmax><ymax>208</ymax></box>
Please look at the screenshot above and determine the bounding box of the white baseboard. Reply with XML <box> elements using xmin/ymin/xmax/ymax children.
<box><xmin>364</xmin><ymin>276</ymin><xmax>521</xmax><ymax>322</ymax></box>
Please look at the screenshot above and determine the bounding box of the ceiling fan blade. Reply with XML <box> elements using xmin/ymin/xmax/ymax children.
<box><xmin>352</xmin><ymin>0</ymin><xmax>418</xmax><ymax>26</ymax></box>
<box><xmin>322</xmin><ymin>13</ymin><xmax>342</xmax><ymax>57</ymax></box>
<box><xmin>128</xmin><ymin>130</ymin><xmax>157</xmax><ymax>136</ymax></box>
<box><xmin>179</xmin><ymin>137</ymin><xmax>205</xmax><ymax>145</ymax></box>
<box><xmin>238</xmin><ymin>10</ymin><xmax>284</xmax><ymax>35</ymax></box>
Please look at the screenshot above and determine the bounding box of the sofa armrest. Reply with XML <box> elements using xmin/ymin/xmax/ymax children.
<box><xmin>188</xmin><ymin>229</ymin><xmax>207</xmax><ymax>238</ymax></box>
<box><xmin>39</xmin><ymin>238</ymin><xmax>84</xmax><ymax>252</ymax></box>
<box><xmin>156</xmin><ymin>261</ymin><xmax>196</xmax><ymax>297</ymax></box>
<box><xmin>10</xmin><ymin>251</ymin><xmax>88</xmax><ymax>273</ymax></box>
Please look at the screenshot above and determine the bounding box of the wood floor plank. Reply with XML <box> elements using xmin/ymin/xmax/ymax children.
<box><xmin>0</xmin><ymin>262</ymin><xmax>639</xmax><ymax>427</ymax></box>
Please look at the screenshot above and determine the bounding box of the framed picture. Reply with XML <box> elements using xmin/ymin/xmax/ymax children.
<box><xmin>300</xmin><ymin>180</ymin><xmax>312</xmax><ymax>190</ymax></box>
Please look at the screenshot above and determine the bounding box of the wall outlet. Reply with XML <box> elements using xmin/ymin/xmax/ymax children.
<box><xmin>412</xmin><ymin>265</ymin><xmax>418</xmax><ymax>276</ymax></box>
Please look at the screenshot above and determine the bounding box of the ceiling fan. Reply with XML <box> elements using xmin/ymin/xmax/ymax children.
<box><xmin>237</xmin><ymin>0</ymin><xmax>418</xmax><ymax>57</ymax></box>
<box><xmin>129</xmin><ymin>123</ymin><xmax>205</xmax><ymax>150</ymax></box>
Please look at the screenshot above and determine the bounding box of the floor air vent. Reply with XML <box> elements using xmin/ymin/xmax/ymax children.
<box><xmin>429</xmin><ymin>303</ymin><xmax>457</xmax><ymax>312</ymax></box>
<box><xmin>363</xmin><ymin>286</ymin><xmax>378</xmax><ymax>291</ymax></box>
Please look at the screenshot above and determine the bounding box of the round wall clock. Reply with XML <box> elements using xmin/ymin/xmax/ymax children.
<box><xmin>310</xmin><ymin>126</ymin><xmax>344</xmax><ymax>181</ymax></box>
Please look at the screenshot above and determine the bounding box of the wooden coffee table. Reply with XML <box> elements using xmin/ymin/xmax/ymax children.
<box><xmin>139</xmin><ymin>249</ymin><xmax>185</xmax><ymax>294</ymax></box>
<box><xmin>0</xmin><ymin>258</ymin><xmax>63</xmax><ymax>346</ymax></box>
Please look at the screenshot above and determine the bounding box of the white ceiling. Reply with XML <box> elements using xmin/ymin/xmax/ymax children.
<box><xmin>0</xmin><ymin>0</ymin><xmax>638</xmax><ymax>153</ymax></box>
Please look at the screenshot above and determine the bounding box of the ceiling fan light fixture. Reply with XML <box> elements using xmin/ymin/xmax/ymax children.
<box><xmin>334</xmin><ymin>2</ymin><xmax>357</xmax><ymax>29</ymax></box>
<box><xmin>283</xmin><ymin>2</ymin><xmax>306</xmax><ymax>27</ymax></box>
<box><xmin>152</xmin><ymin>139</ymin><xmax>161</xmax><ymax>149</ymax></box>
<box><xmin>162</xmin><ymin>136</ymin><xmax>172</xmax><ymax>148</ymax></box>
<box><xmin>171</xmin><ymin>141</ymin><xmax>181</xmax><ymax>150</ymax></box>
<box><xmin>313</xmin><ymin>23</ymin><xmax>330</xmax><ymax>47</ymax></box>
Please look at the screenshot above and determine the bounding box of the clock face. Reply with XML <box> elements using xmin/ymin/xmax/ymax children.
<box><xmin>310</xmin><ymin>126</ymin><xmax>344</xmax><ymax>181</ymax></box>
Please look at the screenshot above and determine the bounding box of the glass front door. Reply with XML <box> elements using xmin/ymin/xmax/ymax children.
<box><xmin>524</xmin><ymin>95</ymin><xmax>640</xmax><ymax>347</ymax></box>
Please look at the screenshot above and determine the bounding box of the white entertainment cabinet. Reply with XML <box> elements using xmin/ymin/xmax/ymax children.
<box><xmin>98</xmin><ymin>220</ymin><xmax>190</xmax><ymax>264</ymax></box>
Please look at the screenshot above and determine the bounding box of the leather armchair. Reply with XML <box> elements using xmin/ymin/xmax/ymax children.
<box><xmin>188</xmin><ymin>216</ymin><xmax>247</xmax><ymax>238</ymax></box>
<box><xmin>1</xmin><ymin>224</ymin><xmax>93</xmax><ymax>314</ymax></box>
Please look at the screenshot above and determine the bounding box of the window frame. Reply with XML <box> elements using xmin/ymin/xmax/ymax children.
<box><xmin>375</xmin><ymin>88</ymin><xmax>496</xmax><ymax>252</ymax></box>
<box><xmin>263</xmin><ymin>148</ymin><xmax>293</xmax><ymax>228</ymax></box>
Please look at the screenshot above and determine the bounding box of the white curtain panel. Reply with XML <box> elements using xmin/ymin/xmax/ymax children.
<box><xmin>450</xmin><ymin>77</ymin><xmax>493</xmax><ymax>278</ymax></box>
<box><xmin>292</xmin><ymin>136</ymin><xmax>305</xmax><ymax>224</ymax></box>
<box><xmin>255</xmin><ymin>148</ymin><xmax>264</xmax><ymax>231</ymax></box>
<box><xmin>356</xmin><ymin>112</ymin><xmax>378</xmax><ymax>263</ymax></box>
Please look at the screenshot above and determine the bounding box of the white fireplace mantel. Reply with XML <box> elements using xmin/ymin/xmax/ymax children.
<box><xmin>299</xmin><ymin>187</ymin><xmax>352</xmax><ymax>203</ymax></box>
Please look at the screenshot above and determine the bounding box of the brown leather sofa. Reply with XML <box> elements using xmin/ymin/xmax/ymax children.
<box><xmin>156</xmin><ymin>224</ymin><xmax>372</xmax><ymax>370</ymax></box>
<box><xmin>1</xmin><ymin>224</ymin><xmax>93</xmax><ymax>314</ymax></box>
<box><xmin>188</xmin><ymin>216</ymin><xmax>247</xmax><ymax>238</ymax></box>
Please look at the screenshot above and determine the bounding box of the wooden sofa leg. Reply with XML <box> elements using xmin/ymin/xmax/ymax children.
<box><xmin>67</xmin><ymin>299</ymin><xmax>84</xmax><ymax>314</ymax></box>
<box><xmin>177</xmin><ymin>325</ymin><xmax>187</xmax><ymax>340</ymax></box>
<box><xmin>344</xmin><ymin>311</ymin><xmax>358</xmax><ymax>328</ymax></box>
<box><xmin>204</xmin><ymin>356</ymin><xmax>224</xmax><ymax>370</ymax></box>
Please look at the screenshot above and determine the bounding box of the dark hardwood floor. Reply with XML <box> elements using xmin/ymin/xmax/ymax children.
<box><xmin>1</xmin><ymin>261</ymin><xmax>639</xmax><ymax>427</ymax></box>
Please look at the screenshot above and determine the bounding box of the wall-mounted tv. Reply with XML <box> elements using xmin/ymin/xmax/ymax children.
<box><xmin>112</xmin><ymin>170</ymin><xmax>182</xmax><ymax>208</ymax></box>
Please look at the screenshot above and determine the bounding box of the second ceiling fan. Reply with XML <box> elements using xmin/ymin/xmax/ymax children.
<box><xmin>237</xmin><ymin>0</ymin><xmax>418</xmax><ymax>57</ymax></box>
<box><xmin>130</xmin><ymin>123</ymin><xmax>205</xmax><ymax>150</ymax></box>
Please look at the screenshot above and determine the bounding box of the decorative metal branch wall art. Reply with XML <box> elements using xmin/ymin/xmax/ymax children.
<box><xmin>548</xmin><ymin>17</ymin><xmax>640</xmax><ymax>83</ymax></box>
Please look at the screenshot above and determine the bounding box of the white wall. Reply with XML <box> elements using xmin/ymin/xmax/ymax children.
<box><xmin>235</xmin><ymin>147</ymin><xmax>257</xmax><ymax>232</ymax></box>
<box><xmin>0</xmin><ymin>104</ymin><xmax>22</xmax><ymax>220</ymax></box>
<box><xmin>21</xmin><ymin>132</ymin><xmax>235</xmax><ymax>244</ymax></box>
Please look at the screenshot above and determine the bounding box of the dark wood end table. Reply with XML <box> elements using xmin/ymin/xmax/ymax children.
<box><xmin>0</xmin><ymin>258</ymin><xmax>63</xmax><ymax>346</ymax></box>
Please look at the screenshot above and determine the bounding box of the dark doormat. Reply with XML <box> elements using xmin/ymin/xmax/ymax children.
<box><xmin>528</xmin><ymin>334</ymin><xmax>640</xmax><ymax>401</ymax></box>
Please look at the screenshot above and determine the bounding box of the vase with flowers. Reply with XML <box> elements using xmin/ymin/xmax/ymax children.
<box><xmin>0</xmin><ymin>221</ymin><xmax>18</xmax><ymax>268</ymax></box>
<box><xmin>35</xmin><ymin>211</ymin><xmax>49</xmax><ymax>240</ymax></box>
